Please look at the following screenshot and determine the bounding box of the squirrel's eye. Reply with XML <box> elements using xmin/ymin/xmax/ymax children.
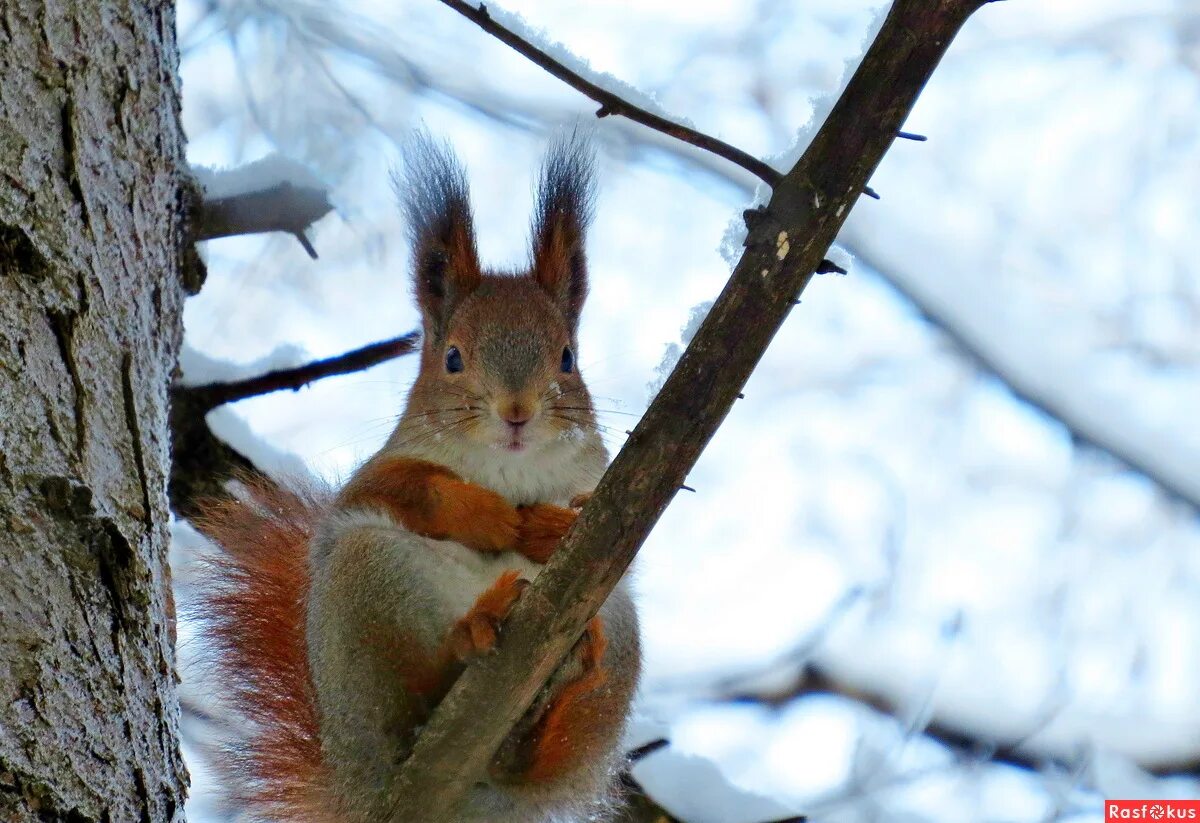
<box><xmin>445</xmin><ymin>346</ymin><xmax>464</xmax><ymax>374</ymax></box>
<box><xmin>560</xmin><ymin>346</ymin><xmax>574</xmax><ymax>374</ymax></box>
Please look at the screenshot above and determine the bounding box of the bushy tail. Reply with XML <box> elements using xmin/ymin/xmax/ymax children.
<box><xmin>190</xmin><ymin>477</ymin><xmax>338</xmax><ymax>822</ymax></box>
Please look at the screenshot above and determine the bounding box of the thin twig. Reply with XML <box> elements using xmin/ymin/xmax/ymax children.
<box><xmin>627</xmin><ymin>738</ymin><xmax>669</xmax><ymax>762</ymax></box>
<box><xmin>435</xmin><ymin>0</ymin><xmax>783</xmax><ymax>187</ymax></box>
<box><xmin>169</xmin><ymin>332</ymin><xmax>420</xmax><ymax>516</ymax></box>
<box><xmin>182</xmin><ymin>332</ymin><xmax>420</xmax><ymax>412</ymax></box>
<box><xmin>387</xmin><ymin>1</ymin><xmax>991</xmax><ymax>818</ymax></box>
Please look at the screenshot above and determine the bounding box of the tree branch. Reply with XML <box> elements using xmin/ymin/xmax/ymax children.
<box><xmin>168</xmin><ymin>333</ymin><xmax>420</xmax><ymax>516</ymax></box>
<box><xmin>227</xmin><ymin>0</ymin><xmax>1200</xmax><ymax>513</ymax></box>
<box><xmin>435</xmin><ymin>0</ymin><xmax>783</xmax><ymax>187</ymax></box>
<box><xmin>722</xmin><ymin>663</ymin><xmax>1065</xmax><ymax>776</ymax></box>
<box><xmin>195</xmin><ymin>182</ymin><xmax>333</xmax><ymax>259</ymax></box>
<box><xmin>729</xmin><ymin>659</ymin><xmax>1200</xmax><ymax>779</ymax></box>
<box><xmin>169</xmin><ymin>385</ymin><xmax>259</xmax><ymax>520</ymax></box>
<box><xmin>842</xmin><ymin>237</ymin><xmax>1200</xmax><ymax>510</ymax></box>
<box><xmin>387</xmin><ymin>1</ymin><xmax>992</xmax><ymax>817</ymax></box>
<box><xmin>192</xmin><ymin>153</ymin><xmax>337</xmax><ymax>259</ymax></box>
<box><xmin>181</xmin><ymin>332</ymin><xmax>420</xmax><ymax>413</ymax></box>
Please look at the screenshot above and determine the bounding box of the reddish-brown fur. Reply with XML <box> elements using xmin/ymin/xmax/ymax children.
<box><xmin>194</xmin><ymin>473</ymin><xmax>607</xmax><ymax>818</ymax></box>
<box><xmin>516</xmin><ymin>502</ymin><xmax>580</xmax><ymax>563</ymax></box>
<box><xmin>522</xmin><ymin>618</ymin><xmax>611</xmax><ymax>782</ymax></box>
<box><xmin>191</xmin><ymin>478</ymin><xmax>336</xmax><ymax>821</ymax></box>
<box><xmin>339</xmin><ymin>455</ymin><xmax>522</xmax><ymax>553</ymax></box>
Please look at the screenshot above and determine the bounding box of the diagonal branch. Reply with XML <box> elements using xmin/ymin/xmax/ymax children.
<box><xmin>387</xmin><ymin>1</ymin><xmax>994</xmax><ymax>817</ymax></box>
<box><xmin>280</xmin><ymin>0</ymin><xmax>1200</xmax><ymax>511</ymax></box>
<box><xmin>842</xmin><ymin>236</ymin><xmax>1200</xmax><ymax>510</ymax></box>
<box><xmin>435</xmin><ymin>0</ymin><xmax>783</xmax><ymax>187</ymax></box>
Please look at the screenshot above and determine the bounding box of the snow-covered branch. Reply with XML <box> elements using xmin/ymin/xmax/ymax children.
<box><xmin>436</xmin><ymin>0</ymin><xmax>782</xmax><ymax>186</ymax></box>
<box><xmin>191</xmin><ymin>155</ymin><xmax>335</xmax><ymax>259</ymax></box>
<box><xmin>841</xmin><ymin>232</ymin><xmax>1200</xmax><ymax>510</ymax></box>
<box><xmin>168</xmin><ymin>333</ymin><xmax>419</xmax><ymax>516</ymax></box>
<box><xmin>181</xmin><ymin>332</ymin><xmax>420</xmax><ymax>412</ymax></box>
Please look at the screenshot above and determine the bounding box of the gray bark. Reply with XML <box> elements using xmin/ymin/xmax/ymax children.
<box><xmin>0</xmin><ymin>1</ymin><xmax>190</xmax><ymax>820</ymax></box>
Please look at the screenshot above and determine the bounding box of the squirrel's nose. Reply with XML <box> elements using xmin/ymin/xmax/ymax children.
<box><xmin>501</xmin><ymin>403</ymin><xmax>533</xmax><ymax>429</ymax></box>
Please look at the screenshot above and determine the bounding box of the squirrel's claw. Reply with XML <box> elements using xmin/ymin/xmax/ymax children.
<box><xmin>449</xmin><ymin>571</ymin><xmax>529</xmax><ymax>659</ymax></box>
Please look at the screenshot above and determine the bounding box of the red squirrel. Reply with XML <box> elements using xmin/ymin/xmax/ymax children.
<box><xmin>193</xmin><ymin>133</ymin><xmax>641</xmax><ymax>822</ymax></box>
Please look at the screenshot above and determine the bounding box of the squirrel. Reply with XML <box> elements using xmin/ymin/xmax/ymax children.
<box><xmin>191</xmin><ymin>132</ymin><xmax>641</xmax><ymax>822</ymax></box>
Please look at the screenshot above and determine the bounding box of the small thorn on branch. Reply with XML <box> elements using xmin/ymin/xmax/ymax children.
<box><xmin>816</xmin><ymin>259</ymin><xmax>847</xmax><ymax>275</ymax></box>
<box><xmin>897</xmin><ymin>130</ymin><xmax>927</xmax><ymax>141</ymax></box>
<box><xmin>863</xmin><ymin>185</ymin><xmax>880</xmax><ymax>200</ymax></box>
<box><xmin>293</xmin><ymin>231</ymin><xmax>319</xmax><ymax>260</ymax></box>
<box><xmin>680</xmin><ymin>484</ymin><xmax>696</xmax><ymax>493</ymax></box>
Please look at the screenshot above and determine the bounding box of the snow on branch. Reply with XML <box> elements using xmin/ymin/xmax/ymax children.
<box><xmin>168</xmin><ymin>332</ymin><xmax>420</xmax><ymax>516</ymax></box>
<box><xmin>386</xmin><ymin>1</ymin><xmax>995</xmax><ymax>818</ymax></box>
<box><xmin>436</xmin><ymin>0</ymin><xmax>783</xmax><ymax>187</ymax></box>
<box><xmin>566</xmin><ymin>79</ymin><xmax>1200</xmax><ymax>512</ymax></box>
<box><xmin>721</xmin><ymin>661</ymin><xmax>1063</xmax><ymax>776</ymax></box>
<box><xmin>192</xmin><ymin>154</ymin><xmax>335</xmax><ymax>259</ymax></box>
<box><xmin>843</xmin><ymin>236</ymin><xmax>1200</xmax><ymax>511</ymax></box>
<box><xmin>180</xmin><ymin>332</ymin><xmax>420</xmax><ymax>412</ymax></box>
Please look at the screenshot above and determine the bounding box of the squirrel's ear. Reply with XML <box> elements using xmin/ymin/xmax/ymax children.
<box><xmin>530</xmin><ymin>132</ymin><xmax>595</xmax><ymax>332</ymax></box>
<box><xmin>396</xmin><ymin>133</ymin><xmax>481</xmax><ymax>337</ymax></box>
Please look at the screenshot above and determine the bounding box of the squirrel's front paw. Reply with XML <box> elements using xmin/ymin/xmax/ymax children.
<box><xmin>443</xmin><ymin>484</ymin><xmax>522</xmax><ymax>553</ymax></box>
<box><xmin>449</xmin><ymin>570</ymin><xmax>529</xmax><ymax>659</ymax></box>
<box><xmin>516</xmin><ymin>503</ymin><xmax>578</xmax><ymax>564</ymax></box>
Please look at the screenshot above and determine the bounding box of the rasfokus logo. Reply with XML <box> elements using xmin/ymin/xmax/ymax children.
<box><xmin>1107</xmin><ymin>800</ymin><xmax>1200</xmax><ymax>820</ymax></box>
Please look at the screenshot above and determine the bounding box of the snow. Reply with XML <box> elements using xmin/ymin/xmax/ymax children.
<box><xmin>645</xmin><ymin>300</ymin><xmax>713</xmax><ymax>401</ymax></box>
<box><xmin>191</xmin><ymin>152</ymin><xmax>327</xmax><ymax>199</ymax></box>
<box><xmin>203</xmin><ymin>405</ymin><xmax>310</xmax><ymax>480</ymax></box>
<box><xmin>826</xmin><ymin>244</ymin><xmax>854</xmax><ymax>275</ymax></box>
<box><xmin>762</xmin><ymin>4</ymin><xmax>890</xmax><ymax>174</ymax></box>
<box><xmin>482</xmin><ymin>5</ymin><xmax>690</xmax><ymax>126</ymax></box>
<box><xmin>632</xmin><ymin>747</ymin><xmax>803</xmax><ymax>823</ymax></box>
<box><xmin>177</xmin><ymin>342</ymin><xmax>313</xmax><ymax>387</ymax></box>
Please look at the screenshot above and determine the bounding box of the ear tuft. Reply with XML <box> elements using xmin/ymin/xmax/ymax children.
<box><xmin>530</xmin><ymin>130</ymin><xmax>596</xmax><ymax>332</ymax></box>
<box><xmin>394</xmin><ymin>131</ymin><xmax>482</xmax><ymax>337</ymax></box>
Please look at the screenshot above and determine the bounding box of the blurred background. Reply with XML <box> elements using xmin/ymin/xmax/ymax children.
<box><xmin>171</xmin><ymin>1</ymin><xmax>1200</xmax><ymax>820</ymax></box>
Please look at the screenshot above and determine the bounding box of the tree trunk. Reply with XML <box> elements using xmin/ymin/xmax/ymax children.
<box><xmin>0</xmin><ymin>1</ymin><xmax>189</xmax><ymax>819</ymax></box>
